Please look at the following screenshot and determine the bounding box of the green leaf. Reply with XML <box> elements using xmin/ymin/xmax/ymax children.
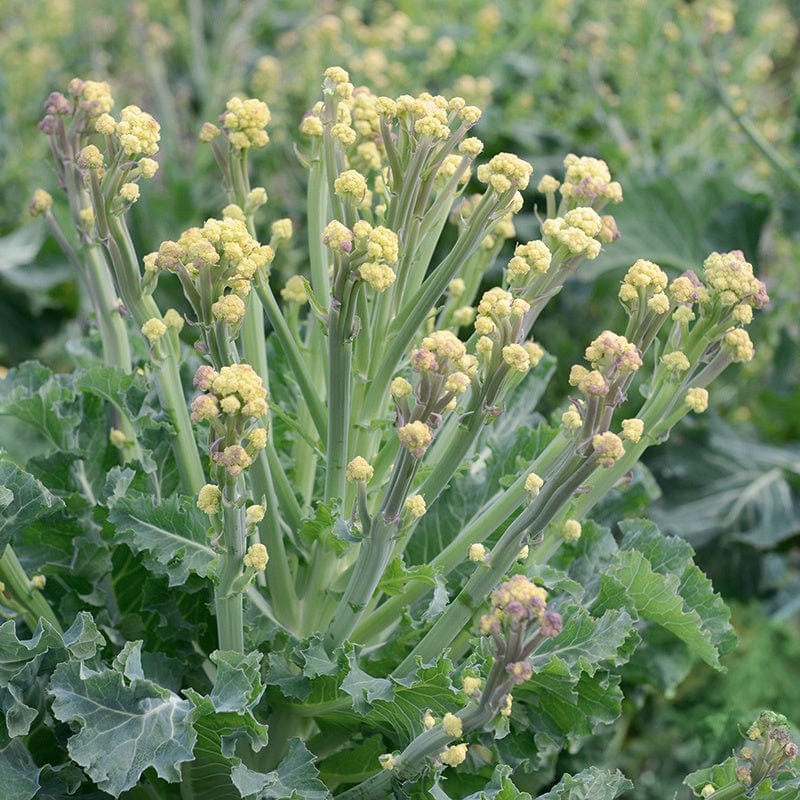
<box><xmin>0</xmin><ymin>362</ymin><xmax>80</xmax><ymax>452</ymax></box>
<box><xmin>230</xmin><ymin>738</ymin><xmax>329</xmax><ymax>800</ymax></box>
<box><xmin>585</xmin><ymin>170</ymin><xmax>769</xmax><ymax>278</ymax></box>
<box><xmin>421</xmin><ymin>571</ymin><xmax>450</xmax><ymax>622</ymax></box>
<box><xmin>535</xmin><ymin>606</ymin><xmax>635</xmax><ymax>676</ymax></box>
<box><xmin>618</xmin><ymin>519</ymin><xmax>736</xmax><ymax>657</ymax></box>
<box><xmin>340</xmin><ymin>644</ymin><xmax>394</xmax><ymax>715</ymax></box>
<box><xmin>0</xmin><ymin>223</ymin><xmax>46</xmax><ymax>273</ymax></box>
<box><xmin>265</xmin><ymin>652</ymin><xmax>311</xmax><ymax>702</ymax></box>
<box><xmin>0</xmin><ymin>613</ymin><xmax>101</xmax><ymax>688</ymax></box>
<box><xmin>683</xmin><ymin>757</ymin><xmax>738</xmax><ymax>797</ymax></box>
<box><xmin>378</xmin><ymin>557</ymin><xmax>437</xmax><ymax>597</ymax></box>
<box><xmin>648</xmin><ymin>418</ymin><xmax>800</xmax><ymax>550</ymax></box>
<box><xmin>317</xmin><ymin>736</ymin><xmax>386</xmax><ymax>784</ymax></box>
<box><xmin>297</xmin><ymin>501</ymin><xmax>350</xmax><ymax>556</ymax></box>
<box><xmin>684</xmin><ymin>756</ymin><xmax>800</xmax><ymax>799</ymax></box>
<box><xmin>181</xmin><ymin>690</ymin><xmax>269</xmax><ymax>800</ymax></box>
<box><xmin>49</xmin><ymin>659</ymin><xmax>197</xmax><ymax>797</ymax></box>
<box><xmin>0</xmin><ymin>738</ymin><xmax>41</xmax><ymax>800</ymax></box>
<box><xmin>466</xmin><ymin>764</ymin><xmax>533</xmax><ymax>800</ymax></box>
<box><xmin>367</xmin><ymin>655</ymin><xmax>458</xmax><ymax>743</ymax></box>
<box><xmin>108</xmin><ymin>492</ymin><xmax>216</xmax><ymax>586</ymax></box>
<box><xmin>74</xmin><ymin>365</ymin><xmax>135</xmax><ymax>413</ymax></box>
<box><xmin>0</xmin><ymin>684</ymin><xmax>37</xmax><ymax>739</ymax></box>
<box><xmin>534</xmin><ymin>766</ymin><xmax>633</xmax><ymax>799</ymax></box>
<box><xmin>297</xmin><ymin>635</ymin><xmax>339</xmax><ymax>679</ymax></box>
<box><xmin>0</xmin><ymin>459</ymin><xmax>64</xmax><ymax>545</ymax></box>
<box><xmin>209</xmin><ymin>650</ymin><xmax>265</xmax><ymax>711</ymax></box>
<box><xmin>596</xmin><ymin>546</ymin><xmax>724</xmax><ymax>669</ymax></box>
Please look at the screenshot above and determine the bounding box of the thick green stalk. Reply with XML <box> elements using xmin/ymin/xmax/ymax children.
<box><xmin>350</xmin><ymin>432</ymin><xmax>570</xmax><ymax>644</ymax></box>
<box><xmin>249</xmin><ymin>450</ymin><xmax>299</xmax><ymax>630</ymax></box>
<box><xmin>0</xmin><ymin>546</ymin><xmax>63</xmax><ymax>634</ymax></box>
<box><xmin>101</xmin><ymin>215</ymin><xmax>205</xmax><ymax>494</ymax></box>
<box><xmin>214</xmin><ymin>477</ymin><xmax>246</xmax><ymax>653</ymax></box>
<box><xmin>253</xmin><ymin>275</ymin><xmax>327</xmax><ymax>440</ymax></box>
<box><xmin>334</xmin><ymin>704</ymin><xmax>488</xmax><ymax>800</ymax></box>
<box><xmin>324</xmin><ymin>303</ymin><xmax>353</xmax><ymax>503</ymax></box>
<box><xmin>362</xmin><ymin>190</ymin><xmax>500</xmax><ymax>422</ymax></box>
<box><xmin>391</xmin><ymin>452</ymin><xmax>595</xmax><ymax>676</ymax></box>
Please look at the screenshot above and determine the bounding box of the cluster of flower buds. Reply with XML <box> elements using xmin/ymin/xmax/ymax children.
<box><xmin>146</xmin><ymin>214</ymin><xmax>274</xmax><ymax>329</ymax></box>
<box><xmin>392</xmin><ymin>330</ymin><xmax>478</xmax><ymax>458</ymax></box>
<box><xmin>537</xmin><ymin>153</ymin><xmax>623</xmax><ymax>212</ymax></box>
<box><xmin>34</xmin><ymin>79</ymin><xmax>162</xmax><ymax>226</ymax></box>
<box><xmin>618</xmin><ymin>250</ymin><xmax>767</xmax><ymax>414</ymax></box>
<box><xmin>476</xmin><ymin>574</ymin><xmax>562</xmax><ymax>707</ymax></box>
<box><xmin>190</xmin><ymin>363</ymin><xmax>269</xmax><ymax>478</ymax></box>
<box><xmin>700</xmin><ymin>711</ymin><xmax>798</xmax><ymax>795</ymax></box>
<box><xmin>203</xmin><ymin>97</ymin><xmax>272</xmax><ymax>151</ymax></box>
<box><xmin>321</xmin><ymin>218</ymin><xmax>401</xmax><ymax>293</ymax></box>
<box><xmin>303</xmin><ymin>67</ymin><xmax>530</xmax><ymax>293</ymax></box>
<box><xmin>473</xmin><ymin>286</ymin><xmax>545</xmax><ymax>379</ymax></box>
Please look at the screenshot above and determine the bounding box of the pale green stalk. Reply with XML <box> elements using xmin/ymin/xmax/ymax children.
<box><xmin>392</xmin><ymin>453</ymin><xmax>597</xmax><ymax>676</ymax></box>
<box><xmin>361</xmin><ymin>189</ymin><xmax>502</xmax><ymax>423</ymax></box>
<box><xmin>214</xmin><ymin>476</ymin><xmax>247</xmax><ymax>653</ymax></box>
<box><xmin>100</xmin><ymin>212</ymin><xmax>206</xmax><ymax>494</ymax></box>
<box><xmin>334</xmin><ymin>703</ymin><xmax>490</xmax><ymax>800</ymax></box>
<box><xmin>0</xmin><ymin>547</ymin><xmax>62</xmax><ymax>634</ymax></box>
<box><xmin>350</xmin><ymin>430</ymin><xmax>570</xmax><ymax>645</ymax></box>
<box><xmin>323</xmin><ymin>449</ymin><xmax>418</xmax><ymax>650</ymax></box>
<box><xmin>253</xmin><ymin>274</ymin><xmax>327</xmax><ymax>440</ymax></box>
<box><xmin>290</xmin><ymin>149</ymin><xmax>329</xmax><ymax>505</ymax></box>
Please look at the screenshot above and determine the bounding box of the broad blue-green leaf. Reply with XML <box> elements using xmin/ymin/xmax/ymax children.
<box><xmin>74</xmin><ymin>365</ymin><xmax>133</xmax><ymax>412</ymax></box>
<box><xmin>515</xmin><ymin>658</ymin><xmax>623</xmax><ymax>743</ymax></box>
<box><xmin>298</xmin><ymin>635</ymin><xmax>339</xmax><ymax>679</ymax></box>
<box><xmin>421</xmin><ymin>570</ymin><xmax>449</xmax><ymax>622</ymax></box>
<box><xmin>230</xmin><ymin>738</ymin><xmax>329</xmax><ymax>800</ymax></box>
<box><xmin>0</xmin><ymin>459</ymin><xmax>64</xmax><ymax>544</ymax></box>
<box><xmin>535</xmin><ymin>606</ymin><xmax>635</xmax><ymax>675</ymax></box>
<box><xmin>597</xmin><ymin>548</ymin><xmax>722</xmax><ymax>669</ymax></box>
<box><xmin>62</xmin><ymin>610</ymin><xmax>106</xmax><ymax>661</ymax></box>
<box><xmin>265</xmin><ymin>652</ymin><xmax>312</xmax><ymax>701</ymax></box>
<box><xmin>0</xmin><ymin>738</ymin><xmax>41</xmax><ymax>800</ymax></box>
<box><xmin>49</xmin><ymin>659</ymin><xmax>196</xmax><ymax>797</ymax></box>
<box><xmin>509</xmin><ymin>606</ymin><xmax>632</xmax><ymax>743</ymax></box>
<box><xmin>181</xmin><ymin>690</ymin><xmax>269</xmax><ymax>800</ymax></box>
<box><xmin>0</xmin><ymin>612</ymin><xmax>101</xmax><ymax>688</ymax></box>
<box><xmin>108</xmin><ymin>492</ymin><xmax>215</xmax><ymax>586</ymax></box>
<box><xmin>317</xmin><ymin>736</ymin><xmax>386</xmax><ymax>784</ymax></box>
<box><xmin>209</xmin><ymin>650</ymin><xmax>264</xmax><ymax>711</ymax></box>
<box><xmin>0</xmin><ymin>223</ymin><xmax>46</xmax><ymax>273</ymax></box>
<box><xmin>368</xmin><ymin>655</ymin><xmax>458</xmax><ymax>742</ymax></box>
<box><xmin>618</xmin><ymin>519</ymin><xmax>736</xmax><ymax>656</ymax></box>
<box><xmin>0</xmin><ymin>362</ymin><xmax>80</xmax><ymax>452</ymax></box>
<box><xmin>648</xmin><ymin>418</ymin><xmax>800</xmax><ymax>550</ymax></box>
<box><xmin>584</xmin><ymin>170</ymin><xmax>769</xmax><ymax>278</ymax></box>
<box><xmin>340</xmin><ymin>644</ymin><xmax>394</xmax><ymax>715</ymax></box>
<box><xmin>535</xmin><ymin>766</ymin><xmax>633</xmax><ymax>799</ymax></box>
<box><xmin>0</xmin><ymin>684</ymin><xmax>37</xmax><ymax>739</ymax></box>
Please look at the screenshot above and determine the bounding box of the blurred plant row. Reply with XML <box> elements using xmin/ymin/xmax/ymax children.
<box><xmin>1</xmin><ymin>1</ymin><xmax>799</xmax><ymax>798</ymax></box>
